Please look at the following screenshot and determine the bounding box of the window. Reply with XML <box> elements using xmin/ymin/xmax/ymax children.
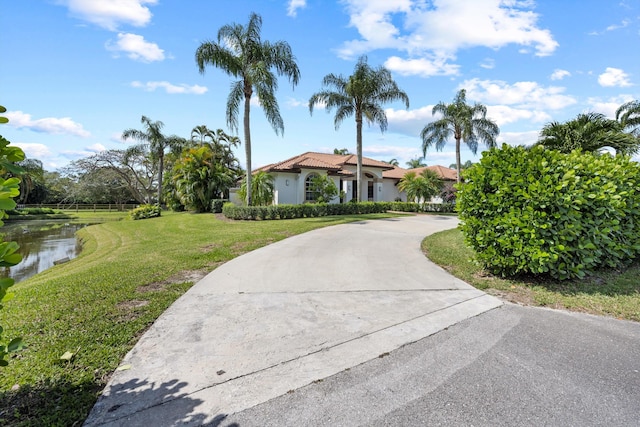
<box><xmin>305</xmin><ymin>174</ymin><xmax>318</xmax><ymax>202</ymax></box>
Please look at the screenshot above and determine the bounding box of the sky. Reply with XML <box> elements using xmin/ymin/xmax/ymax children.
<box><xmin>3</xmin><ymin>0</ymin><xmax>640</xmax><ymax>172</ymax></box>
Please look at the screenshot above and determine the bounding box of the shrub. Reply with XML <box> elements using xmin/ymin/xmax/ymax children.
<box><xmin>211</xmin><ymin>199</ymin><xmax>229</xmax><ymax>214</ymax></box>
<box><xmin>130</xmin><ymin>204</ymin><xmax>161</xmax><ymax>220</ymax></box>
<box><xmin>222</xmin><ymin>201</ymin><xmax>395</xmax><ymax>220</ymax></box>
<box><xmin>457</xmin><ymin>144</ymin><xmax>640</xmax><ymax>280</ymax></box>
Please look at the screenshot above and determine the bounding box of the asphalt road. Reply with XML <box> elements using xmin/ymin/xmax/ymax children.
<box><xmin>216</xmin><ymin>303</ymin><xmax>640</xmax><ymax>427</ymax></box>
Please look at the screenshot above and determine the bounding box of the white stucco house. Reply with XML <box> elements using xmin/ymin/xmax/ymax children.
<box><xmin>230</xmin><ymin>152</ymin><xmax>457</xmax><ymax>205</ymax></box>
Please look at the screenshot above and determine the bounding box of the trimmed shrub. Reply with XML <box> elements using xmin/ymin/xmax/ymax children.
<box><xmin>130</xmin><ymin>204</ymin><xmax>161</xmax><ymax>220</ymax></box>
<box><xmin>222</xmin><ymin>201</ymin><xmax>395</xmax><ymax>220</ymax></box>
<box><xmin>457</xmin><ymin>144</ymin><xmax>640</xmax><ymax>280</ymax></box>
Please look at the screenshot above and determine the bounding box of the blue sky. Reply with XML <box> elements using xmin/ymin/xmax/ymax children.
<box><xmin>3</xmin><ymin>0</ymin><xmax>640</xmax><ymax>171</ymax></box>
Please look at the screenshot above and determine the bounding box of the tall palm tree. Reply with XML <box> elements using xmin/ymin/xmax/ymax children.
<box><xmin>406</xmin><ymin>157</ymin><xmax>426</xmax><ymax>168</ymax></box>
<box><xmin>421</xmin><ymin>89</ymin><xmax>499</xmax><ymax>184</ymax></box>
<box><xmin>309</xmin><ymin>56</ymin><xmax>409</xmax><ymax>201</ymax></box>
<box><xmin>196</xmin><ymin>12</ymin><xmax>300</xmax><ymax>206</ymax></box>
<box><xmin>538</xmin><ymin>112</ymin><xmax>639</xmax><ymax>155</ymax></box>
<box><xmin>616</xmin><ymin>100</ymin><xmax>640</xmax><ymax>138</ymax></box>
<box><xmin>191</xmin><ymin>125</ymin><xmax>216</xmax><ymax>145</ymax></box>
<box><xmin>122</xmin><ymin>116</ymin><xmax>185</xmax><ymax>205</ymax></box>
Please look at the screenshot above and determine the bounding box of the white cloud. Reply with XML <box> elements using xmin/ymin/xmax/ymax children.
<box><xmin>363</xmin><ymin>144</ymin><xmax>423</xmax><ymax>164</ymax></box>
<box><xmin>550</xmin><ymin>69</ymin><xmax>571</xmax><ymax>80</ymax></box>
<box><xmin>598</xmin><ymin>67</ymin><xmax>632</xmax><ymax>87</ymax></box>
<box><xmin>287</xmin><ymin>0</ymin><xmax>307</xmax><ymax>17</ymax></box>
<box><xmin>479</xmin><ymin>58</ymin><xmax>495</xmax><ymax>69</ymax></box>
<box><xmin>485</xmin><ymin>105</ymin><xmax>551</xmax><ymax>127</ymax></box>
<box><xmin>384</xmin><ymin>56</ymin><xmax>459</xmax><ymax>77</ymax></box>
<box><xmin>386</xmin><ymin>105</ymin><xmax>435</xmax><ymax>135</ymax></box>
<box><xmin>87</xmin><ymin>143</ymin><xmax>106</xmax><ymax>153</ymax></box>
<box><xmin>106</xmin><ymin>33</ymin><xmax>165</xmax><ymax>62</ymax></box>
<box><xmin>60</xmin><ymin>0</ymin><xmax>157</xmax><ymax>31</ymax></box>
<box><xmin>14</xmin><ymin>143</ymin><xmax>54</xmax><ymax>159</ymax></box>
<box><xmin>461</xmin><ymin>78</ymin><xmax>577</xmax><ymax>110</ymax></box>
<box><xmin>130</xmin><ymin>81</ymin><xmax>208</xmax><ymax>94</ymax></box>
<box><xmin>5</xmin><ymin>111</ymin><xmax>90</xmax><ymax>137</ymax></box>
<box><xmin>587</xmin><ymin>94</ymin><xmax>636</xmax><ymax>118</ymax></box>
<box><xmin>496</xmin><ymin>130</ymin><xmax>540</xmax><ymax>147</ymax></box>
<box><xmin>286</xmin><ymin>97</ymin><xmax>307</xmax><ymax>108</ymax></box>
<box><xmin>337</xmin><ymin>0</ymin><xmax>558</xmax><ymax>59</ymax></box>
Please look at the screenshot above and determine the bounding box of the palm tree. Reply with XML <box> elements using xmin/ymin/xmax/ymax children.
<box><xmin>538</xmin><ymin>112</ymin><xmax>639</xmax><ymax>155</ymax></box>
<box><xmin>191</xmin><ymin>125</ymin><xmax>216</xmax><ymax>145</ymax></box>
<box><xmin>387</xmin><ymin>158</ymin><xmax>399</xmax><ymax>166</ymax></box>
<box><xmin>309</xmin><ymin>56</ymin><xmax>409</xmax><ymax>201</ymax></box>
<box><xmin>238</xmin><ymin>170</ymin><xmax>274</xmax><ymax>206</ymax></box>
<box><xmin>196</xmin><ymin>12</ymin><xmax>300</xmax><ymax>206</ymax></box>
<box><xmin>122</xmin><ymin>116</ymin><xmax>185</xmax><ymax>205</ymax></box>
<box><xmin>333</xmin><ymin>148</ymin><xmax>350</xmax><ymax>155</ymax></box>
<box><xmin>421</xmin><ymin>89</ymin><xmax>499</xmax><ymax>184</ymax></box>
<box><xmin>616</xmin><ymin>100</ymin><xmax>640</xmax><ymax>138</ymax></box>
<box><xmin>398</xmin><ymin>169</ymin><xmax>443</xmax><ymax>205</ymax></box>
<box><xmin>406</xmin><ymin>157</ymin><xmax>426</xmax><ymax>168</ymax></box>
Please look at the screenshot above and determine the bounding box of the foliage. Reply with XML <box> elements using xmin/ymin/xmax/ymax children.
<box><xmin>0</xmin><ymin>105</ymin><xmax>26</xmax><ymax>367</ymax></box>
<box><xmin>398</xmin><ymin>169</ymin><xmax>444</xmax><ymax>205</ymax></box>
<box><xmin>309</xmin><ymin>174</ymin><xmax>339</xmax><ymax>203</ymax></box>
<box><xmin>457</xmin><ymin>144</ymin><xmax>640</xmax><ymax>280</ymax></box>
<box><xmin>122</xmin><ymin>116</ymin><xmax>186</xmax><ymax>205</ymax></box>
<box><xmin>423</xmin><ymin>227</ymin><xmax>640</xmax><ymax>322</ymax></box>
<box><xmin>0</xmin><ymin>211</ymin><xmax>394</xmax><ymax>426</ymax></box>
<box><xmin>222</xmin><ymin>200</ymin><xmax>455</xmax><ymax>220</ymax></box>
<box><xmin>538</xmin><ymin>112</ymin><xmax>639</xmax><ymax>155</ymax></box>
<box><xmin>333</xmin><ymin>148</ymin><xmax>350</xmax><ymax>155</ymax></box>
<box><xmin>238</xmin><ymin>170</ymin><xmax>275</xmax><ymax>206</ymax></box>
<box><xmin>421</xmin><ymin>88</ymin><xmax>499</xmax><ymax>183</ymax></box>
<box><xmin>6</xmin><ymin>207</ymin><xmax>58</xmax><ymax>216</ymax></box>
<box><xmin>309</xmin><ymin>55</ymin><xmax>409</xmax><ymax>201</ymax></box>
<box><xmin>129</xmin><ymin>204</ymin><xmax>161</xmax><ymax>220</ymax></box>
<box><xmin>211</xmin><ymin>199</ymin><xmax>229</xmax><ymax>213</ymax></box>
<box><xmin>196</xmin><ymin>12</ymin><xmax>300</xmax><ymax>206</ymax></box>
<box><xmin>405</xmin><ymin>157</ymin><xmax>426</xmax><ymax>168</ymax></box>
<box><xmin>616</xmin><ymin>99</ymin><xmax>640</xmax><ymax>138</ymax></box>
<box><xmin>170</xmin><ymin>145</ymin><xmax>238</xmax><ymax>212</ymax></box>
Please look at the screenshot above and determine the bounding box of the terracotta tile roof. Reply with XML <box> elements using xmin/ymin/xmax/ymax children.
<box><xmin>382</xmin><ymin>165</ymin><xmax>458</xmax><ymax>181</ymax></box>
<box><xmin>257</xmin><ymin>152</ymin><xmax>394</xmax><ymax>173</ymax></box>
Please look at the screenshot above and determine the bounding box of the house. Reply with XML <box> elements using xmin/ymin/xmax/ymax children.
<box><xmin>231</xmin><ymin>152</ymin><xmax>457</xmax><ymax>205</ymax></box>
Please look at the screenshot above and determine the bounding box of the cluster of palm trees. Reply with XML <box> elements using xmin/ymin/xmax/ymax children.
<box><xmin>193</xmin><ymin>12</ymin><xmax>639</xmax><ymax>206</ymax></box>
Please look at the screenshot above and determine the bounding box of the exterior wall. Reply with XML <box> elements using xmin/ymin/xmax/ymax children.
<box><xmin>273</xmin><ymin>173</ymin><xmax>299</xmax><ymax>205</ymax></box>
<box><xmin>382</xmin><ymin>179</ymin><xmax>405</xmax><ymax>202</ymax></box>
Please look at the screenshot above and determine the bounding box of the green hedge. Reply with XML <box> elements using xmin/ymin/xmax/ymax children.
<box><xmin>211</xmin><ymin>199</ymin><xmax>229</xmax><ymax>214</ymax></box>
<box><xmin>457</xmin><ymin>144</ymin><xmax>640</xmax><ymax>280</ymax></box>
<box><xmin>221</xmin><ymin>201</ymin><xmax>456</xmax><ymax>220</ymax></box>
<box><xmin>129</xmin><ymin>204</ymin><xmax>161</xmax><ymax>220</ymax></box>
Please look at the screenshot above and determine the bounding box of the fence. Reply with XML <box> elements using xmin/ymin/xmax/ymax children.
<box><xmin>20</xmin><ymin>203</ymin><xmax>139</xmax><ymax>212</ymax></box>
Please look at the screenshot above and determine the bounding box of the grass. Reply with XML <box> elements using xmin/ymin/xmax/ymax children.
<box><xmin>0</xmin><ymin>211</ymin><xmax>397</xmax><ymax>426</ymax></box>
<box><xmin>422</xmin><ymin>228</ymin><xmax>640</xmax><ymax>322</ymax></box>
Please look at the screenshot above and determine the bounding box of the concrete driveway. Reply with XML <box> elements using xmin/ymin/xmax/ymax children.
<box><xmin>85</xmin><ymin>214</ymin><xmax>501</xmax><ymax>426</ymax></box>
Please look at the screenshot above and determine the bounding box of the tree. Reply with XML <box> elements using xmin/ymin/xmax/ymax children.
<box><xmin>309</xmin><ymin>174</ymin><xmax>339</xmax><ymax>203</ymax></box>
<box><xmin>333</xmin><ymin>148</ymin><xmax>350</xmax><ymax>155</ymax></box>
<box><xmin>449</xmin><ymin>160</ymin><xmax>474</xmax><ymax>170</ymax></box>
<box><xmin>421</xmin><ymin>89</ymin><xmax>499</xmax><ymax>184</ymax></box>
<box><xmin>16</xmin><ymin>158</ymin><xmax>45</xmax><ymax>204</ymax></box>
<box><xmin>616</xmin><ymin>100</ymin><xmax>640</xmax><ymax>138</ymax></box>
<box><xmin>122</xmin><ymin>116</ymin><xmax>185</xmax><ymax>205</ymax></box>
<box><xmin>309</xmin><ymin>55</ymin><xmax>409</xmax><ymax>201</ymax></box>
<box><xmin>406</xmin><ymin>157</ymin><xmax>426</xmax><ymax>168</ymax></box>
<box><xmin>386</xmin><ymin>158</ymin><xmax>399</xmax><ymax>166</ymax></box>
<box><xmin>196</xmin><ymin>12</ymin><xmax>300</xmax><ymax>206</ymax></box>
<box><xmin>238</xmin><ymin>170</ymin><xmax>274</xmax><ymax>206</ymax></box>
<box><xmin>398</xmin><ymin>169</ymin><xmax>443</xmax><ymax>205</ymax></box>
<box><xmin>538</xmin><ymin>112</ymin><xmax>639</xmax><ymax>155</ymax></box>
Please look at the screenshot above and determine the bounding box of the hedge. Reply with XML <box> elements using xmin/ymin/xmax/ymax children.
<box><xmin>457</xmin><ymin>144</ymin><xmax>640</xmax><ymax>280</ymax></box>
<box><xmin>130</xmin><ymin>204</ymin><xmax>161</xmax><ymax>220</ymax></box>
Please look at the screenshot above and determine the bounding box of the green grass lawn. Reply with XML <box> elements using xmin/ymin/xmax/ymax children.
<box><xmin>0</xmin><ymin>211</ymin><xmax>397</xmax><ymax>426</ymax></box>
<box><xmin>423</xmin><ymin>228</ymin><xmax>640</xmax><ymax>322</ymax></box>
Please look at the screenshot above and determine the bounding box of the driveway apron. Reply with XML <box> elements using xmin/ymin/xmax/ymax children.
<box><xmin>85</xmin><ymin>215</ymin><xmax>502</xmax><ymax>426</ymax></box>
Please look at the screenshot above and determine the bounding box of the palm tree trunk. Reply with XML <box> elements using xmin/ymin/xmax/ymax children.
<box><xmin>157</xmin><ymin>153</ymin><xmax>164</xmax><ymax>205</ymax></box>
<box><xmin>455</xmin><ymin>138</ymin><xmax>462</xmax><ymax>185</ymax></box>
<box><xmin>244</xmin><ymin>93</ymin><xmax>252</xmax><ymax>206</ymax></box>
<box><xmin>356</xmin><ymin>115</ymin><xmax>363</xmax><ymax>202</ymax></box>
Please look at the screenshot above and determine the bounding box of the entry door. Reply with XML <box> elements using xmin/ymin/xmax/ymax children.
<box><xmin>368</xmin><ymin>181</ymin><xmax>374</xmax><ymax>201</ymax></box>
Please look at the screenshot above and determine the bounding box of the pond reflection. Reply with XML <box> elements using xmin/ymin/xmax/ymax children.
<box><xmin>1</xmin><ymin>220</ymin><xmax>93</xmax><ymax>283</ymax></box>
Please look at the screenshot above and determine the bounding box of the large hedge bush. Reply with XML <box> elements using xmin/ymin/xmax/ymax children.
<box><xmin>457</xmin><ymin>144</ymin><xmax>640</xmax><ymax>280</ymax></box>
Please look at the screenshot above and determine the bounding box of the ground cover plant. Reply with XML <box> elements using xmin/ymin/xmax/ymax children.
<box><xmin>0</xmin><ymin>211</ymin><xmax>397</xmax><ymax>426</ymax></box>
<box><xmin>423</xmin><ymin>228</ymin><xmax>640</xmax><ymax>322</ymax></box>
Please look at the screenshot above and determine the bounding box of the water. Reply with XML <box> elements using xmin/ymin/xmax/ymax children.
<box><xmin>0</xmin><ymin>220</ymin><xmax>93</xmax><ymax>283</ymax></box>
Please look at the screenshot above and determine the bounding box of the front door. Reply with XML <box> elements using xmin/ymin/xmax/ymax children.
<box><xmin>368</xmin><ymin>181</ymin><xmax>374</xmax><ymax>201</ymax></box>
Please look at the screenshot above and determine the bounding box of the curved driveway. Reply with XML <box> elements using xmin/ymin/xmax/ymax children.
<box><xmin>85</xmin><ymin>215</ymin><xmax>501</xmax><ymax>426</ymax></box>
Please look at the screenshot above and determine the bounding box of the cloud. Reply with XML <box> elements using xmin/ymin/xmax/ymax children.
<box><xmin>384</xmin><ymin>56</ymin><xmax>460</xmax><ymax>77</ymax></box>
<box><xmin>590</xmin><ymin>19</ymin><xmax>631</xmax><ymax>35</ymax></box>
<box><xmin>598</xmin><ymin>67</ymin><xmax>632</xmax><ymax>87</ymax></box>
<box><xmin>386</xmin><ymin>105</ymin><xmax>435</xmax><ymax>135</ymax></box>
<box><xmin>461</xmin><ymin>78</ymin><xmax>577</xmax><ymax>110</ymax></box>
<box><xmin>337</xmin><ymin>0</ymin><xmax>558</xmax><ymax>59</ymax></box>
<box><xmin>286</xmin><ymin>97</ymin><xmax>307</xmax><ymax>108</ymax></box>
<box><xmin>497</xmin><ymin>130</ymin><xmax>540</xmax><ymax>147</ymax></box>
<box><xmin>131</xmin><ymin>81</ymin><xmax>208</xmax><ymax>94</ymax></box>
<box><xmin>5</xmin><ymin>111</ymin><xmax>90</xmax><ymax>137</ymax></box>
<box><xmin>106</xmin><ymin>33</ymin><xmax>165</xmax><ymax>62</ymax></box>
<box><xmin>14</xmin><ymin>143</ymin><xmax>54</xmax><ymax>159</ymax></box>
<box><xmin>287</xmin><ymin>0</ymin><xmax>306</xmax><ymax>17</ymax></box>
<box><xmin>587</xmin><ymin>94</ymin><xmax>636</xmax><ymax>118</ymax></box>
<box><xmin>363</xmin><ymin>144</ymin><xmax>423</xmax><ymax>163</ymax></box>
<box><xmin>479</xmin><ymin>58</ymin><xmax>495</xmax><ymax>69</ymax></box>
<box><xmin>485</xmin><ymin>105</ymin><xmax>551</xmax><ymax>127</ymax></box>
<box><xmin>550</xmin><ymin>69</ymin><xmax>571</xmax><ymax>80</ymax></box>
<box><xmin>59</xmin><ymin>0</ymin><xmax>157</xmax><ymax>31</ymax></box>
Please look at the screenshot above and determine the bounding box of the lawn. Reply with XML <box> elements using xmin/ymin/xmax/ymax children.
<box><xmin>423</xmin><ymin>228</ymin><xmax>640</xmax><ymax>322</ymax></box>
<box><xmin>0</xmin><ymin>211</ymin><xmax>396</xmax><ymax>426</ymax></box>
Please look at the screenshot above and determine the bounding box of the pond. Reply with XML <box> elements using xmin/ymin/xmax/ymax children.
<box><xmin>0</xmin><ymin>220</ymin><xmax>93</xmax><ymax>283</ymax></box>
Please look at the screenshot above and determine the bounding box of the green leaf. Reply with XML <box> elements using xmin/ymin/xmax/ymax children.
<box><xmin>7</xmin><ymin>337</ymin><xmax>24</xmax><ymax>352</ymax></box>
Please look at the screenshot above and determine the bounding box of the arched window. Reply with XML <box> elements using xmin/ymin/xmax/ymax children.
<box><xmin>305</xmin><ymin>173</ymin><xmax>318</xmax><ymax>202</ymax></box>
